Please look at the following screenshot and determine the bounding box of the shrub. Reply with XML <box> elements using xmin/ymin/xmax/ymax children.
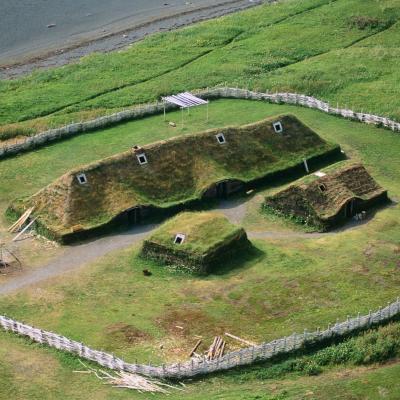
<box><xmin>348</xmin><ymin>16</ymin><xmax>390</xmax><ymax>30</ymax></box>
<box><xmin>0</xmin><ymin>125</ymin><xmax>36</xmax><ymax>141</ymax></box>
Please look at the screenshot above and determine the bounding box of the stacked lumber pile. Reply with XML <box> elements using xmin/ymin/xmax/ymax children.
<box><xmin>189</xmin><ymin>332</ymin><xmax>257</xmax><ymax>361</ymax></box>
<box><xmin>205</xmin><ymin>336</ymin><xmax>226</xmax><ymax>361</ymax></box>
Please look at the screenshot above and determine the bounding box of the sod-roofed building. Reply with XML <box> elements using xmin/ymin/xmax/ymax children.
<box><xmin>8</xmin><ymin>114</ymin><xmax>340</xmax><ymax>242</ymax></box>
<box><xmin>141</xmin><ymin>212</ymin><xmax>250</xmax><ymax>274</ymax></box>
<box><xmin>264</xmin><ymin>163</ymin><xmax>388</xmax><ymax>230</ymax></box>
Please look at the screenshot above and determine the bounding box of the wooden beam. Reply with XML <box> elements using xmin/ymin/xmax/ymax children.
<box><xmin>189</xmin><ymin>339</ymin><xmax>202</xmax><ymax>358</ymax></box>
<box><xmin>12</xmin><ymin>217</ymin><xmax>37</xmax><ymax>242</ymax></box>
<box><xmin>224</xmin><ymin>332</ymin><xmax>257</xmax><ymax>347</ymax></box>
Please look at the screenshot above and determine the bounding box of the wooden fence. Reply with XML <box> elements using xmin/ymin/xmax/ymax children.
<box><xmin>0</xmin><ymin>87</ymin><xmax>398</xmax><ymax>160</ymax></box>
<box><xmin>1</xmin><ymin>297</ymin><xmax>399</xmax><ymax>379</ymax></box>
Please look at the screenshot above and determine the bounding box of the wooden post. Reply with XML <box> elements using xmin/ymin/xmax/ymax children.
<box><xmin>303</xmin><ymin>158</ymin><xmax>309</xmax><ymax>173</ymax></box>
<box><xmin>163</xmin><ymin>101</ymin><xmax>166</xmax><ymax>121</ymax></box>
<box><xmin>181</xmin><ymin>107</ymin><xmax>184</xmax><ymax>130</ymax></box>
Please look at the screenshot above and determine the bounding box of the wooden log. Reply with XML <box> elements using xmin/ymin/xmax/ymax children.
<box><xmin>189</xmin><ymin>339</ymin><xmax>202</xmax><ymax>358</ymax></box>
<box><xmin>212</xmin><ymin>336</ymin><xmax>221</xmax><ymax>359</ymax></box>
<box><xmin>218</xmin><ymin>339</ymin><xmax>226</xmax><ymax>358</ymax></box>
<box><xmin>219</xmin><ymin>341</ymin><xmax>226</xmax><ymax>358</ymax></box>
<box><xmin>224</xmin><ymin>332</ymin><xmax>257</xmax><ymax>347</ymax></box>
<box><xmin>206</xmin><ymin>337</ymin><xmax>218</xmax><ymax>360</ymax></box>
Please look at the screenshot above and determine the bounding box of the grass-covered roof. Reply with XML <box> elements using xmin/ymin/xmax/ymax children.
<box><xmin>264</xmin><ymin>162</ymin><xmax>388</xmax><ymax>228</ymax></box>
<box><xmin>11</xmin><ymin>114</ymin><xmax>338</xmax><ymax>236</ymax></box>
<box><xmin>144</xmin><ymin>212</ymin><xmax>243</xmax><ymax>255</ymax></box>
<box><xmin>140</xmin><ymin>211</ymin><xmax>250</xmax><ymax>274</ymax></box>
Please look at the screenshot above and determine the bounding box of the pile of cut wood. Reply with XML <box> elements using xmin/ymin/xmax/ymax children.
<box><xmin>189</xmin><ymin>332</ymin><xmax>257</xmax><ymax>361</ymax></box>
<box><xmin>205</xmin><ymin>336</ymin><xmax>226</xmax><ymax>361</ymax></box>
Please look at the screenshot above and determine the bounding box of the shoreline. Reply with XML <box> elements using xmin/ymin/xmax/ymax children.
<box><xmin>0</xmin><ymin>0</ymin><xmax>263</xmax><ymax>80</ymax></box>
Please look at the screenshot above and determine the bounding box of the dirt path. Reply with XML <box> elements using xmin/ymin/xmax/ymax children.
<box><xmin>1</xmin><ymin>197</ymin><xmax>369</xmax><ymax>296</ymax></box>
<box><xmin>0</xmin><ymin>197</ymin><xmax>323</xmax><ymax>296</ymax></box>
<box><xmin>0</xmin><ymin>224</ymin><xmax>156</xmax><ymax>296</ymax></box>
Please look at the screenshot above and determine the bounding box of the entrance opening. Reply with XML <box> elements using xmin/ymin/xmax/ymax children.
<box><xmin>126</xmin><ymin>207</ymin><xmax>141</xmax><ymax>225</ymax></box>
<box><xmin>345</xmin><ymin>199</ymin><xmax>356</xmax><ymax>218</ymax></box>
<box><xmin>216</xmin><ymin>181</ymin><xmax>228</xmax><ymax>199</ymax></box>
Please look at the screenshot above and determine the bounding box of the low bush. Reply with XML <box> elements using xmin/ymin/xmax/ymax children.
<box><xmin>348</xmin><ymin>15</ymin><xmax>392</xmax><ymax>30</ymax></box>
<box><xmin>0</xmin><ymin>125</ymin><xmax>35</xmax><ymax>142</ymax></box>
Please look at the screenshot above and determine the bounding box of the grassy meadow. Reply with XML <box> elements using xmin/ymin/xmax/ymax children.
<box><xmin>0</xmin><ymin>99</ymin><xmax>399</xmax><ymax>398</ymax></box>
<box><xmin>1</xmin><ymin>0</ymin><xmax>400</xmax><ymax>139</ymax></box>
<box><xmin>1</xmin><ymin>0</ymin><xmax>400</xmax><ymax>398</ymax></box>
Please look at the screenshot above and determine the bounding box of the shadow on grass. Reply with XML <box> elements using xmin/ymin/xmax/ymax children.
<box><xmin>209</xmin><ymin>242</ymin><xmax>265</xmax><ymax>277</ymax></box>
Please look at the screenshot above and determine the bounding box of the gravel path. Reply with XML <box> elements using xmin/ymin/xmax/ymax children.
<box><xmin>1</xmin><ymin>197</ymin><xmax>369</xmax><ymax>296</ymax></box>
<box><xmin>0</xmin><ymin>224</ymin><xmax>156</xmax><ymax>296</ymax></box>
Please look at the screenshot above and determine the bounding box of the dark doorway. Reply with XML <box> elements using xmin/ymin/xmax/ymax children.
<box><xmin>216</xmin><ymin>181</ymin><xmax>228</xmax><ymax>199</ymax></box>
<box><xmin>126</xmin><ymin>207</ymin><xmax>141</xmax><ymax>225</ymax></box>
<box><xmin>345</xmin><ymin>199</ymin><xmax>355</xmax><ymax>218</ymax></box>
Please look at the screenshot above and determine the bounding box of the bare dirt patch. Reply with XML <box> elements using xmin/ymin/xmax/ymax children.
<box><xmin>156</xmin><ymin>306</ymin><xmax>230</xmax><ymax>339</ymax></box>
<box><xmin>104</xmin><ymin>322</ymin><xmax>149</xmax><ymax>345</ymax></box>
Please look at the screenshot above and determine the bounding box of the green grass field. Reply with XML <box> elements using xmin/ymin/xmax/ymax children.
<box><xmin>1</xmin><ymin>0</ymin><xmax>400</xmax><ymax>398</ymax></box>
<box><xmin>1</xmin><ymin>0</ymin><xmax>400</xmax><ymax>139</ymax></box>
<box><xmin>0</xmin><ymin>99</ymin><xmax>399</xmax><ymax>398</ymax></box>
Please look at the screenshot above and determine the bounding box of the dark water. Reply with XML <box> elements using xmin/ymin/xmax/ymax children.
<box><xmin>0</xmin><ymin>0</ymin><xmax>229</xmax><ymax>64</ymax></box>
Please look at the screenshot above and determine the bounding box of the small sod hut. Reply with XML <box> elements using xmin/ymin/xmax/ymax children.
<box><xmin>264</xmin><ymin>163</ymin><xmax>388</xmax><ymax>231</ymax></box>
<box><xmin>141</xmin><ymin>212</ymin><xmax>250</xmax><ymax>274</ymax></box>
<box><xmin>8</xmin><ymin>114</ymin><xmax>341</xmax><ymax>242</ymax></box>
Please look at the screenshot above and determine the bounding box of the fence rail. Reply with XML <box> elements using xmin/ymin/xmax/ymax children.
<box><xmin>0</xmin><ymin>87</ymin><xmax>398</xmax><ymax>160</ymax></box>
<box><xmin>1</xmin><ymin>297</ymin><xmax>399</xmax><ymax>379</ymax></box>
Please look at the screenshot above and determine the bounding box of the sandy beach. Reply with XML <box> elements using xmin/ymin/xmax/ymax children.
<box><xmin>0</xmin><ymin>0</ymin><xmax>262</xmax><ymax>79</ymax></box>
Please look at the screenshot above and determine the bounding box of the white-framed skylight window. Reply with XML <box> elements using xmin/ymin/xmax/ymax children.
<box><xmin>137</xmin><ymin>153</ymin><xmax>148</xmax><ymax>165</ymax></box>
<box><xmin>273</xmin><ymin>121</ymin><xmax>283</xmax><ymax>133</ymax></box>
<box><xmin>76</xmin><ymin>173</ymin><xmax>88</xmax><ymax>185</ymax></box>
<box><xmin>216</xmin><ymin>133</ymin><xmax>226</xmax><ymax>144</ymax></box>
<box><xmin>174</xmin><ymin>233</ymin><xmax>186</xmax><ymax>245</ymax></box>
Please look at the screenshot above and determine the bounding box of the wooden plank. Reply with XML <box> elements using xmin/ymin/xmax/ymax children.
<box><xmin>8</xmin><ymin>209</ymin><xmax>30</xmax><ymax>232</ymax></box>
<box><xmin>12</xmin><ymin>217</ymin><xmax>37</xmax><ymax>242</ymax></box>
<box><xmin>8</xmin><ymin>207</ymin><xmax>34</xmax><ymax>233</ymax></box>
<box><xmin>189</xmin><ymin>339</ymin><xmax>202</xmax><ymax>358</ymax></box>
<box><xmin>224</xmin><ymin>332</ymin><xmax>256</xmax><ymax>347</ymax></box>
<box><xmin>219</xmin><ymin>341</ymin><xmax>226</xmax><ymax>358</ymax></box>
